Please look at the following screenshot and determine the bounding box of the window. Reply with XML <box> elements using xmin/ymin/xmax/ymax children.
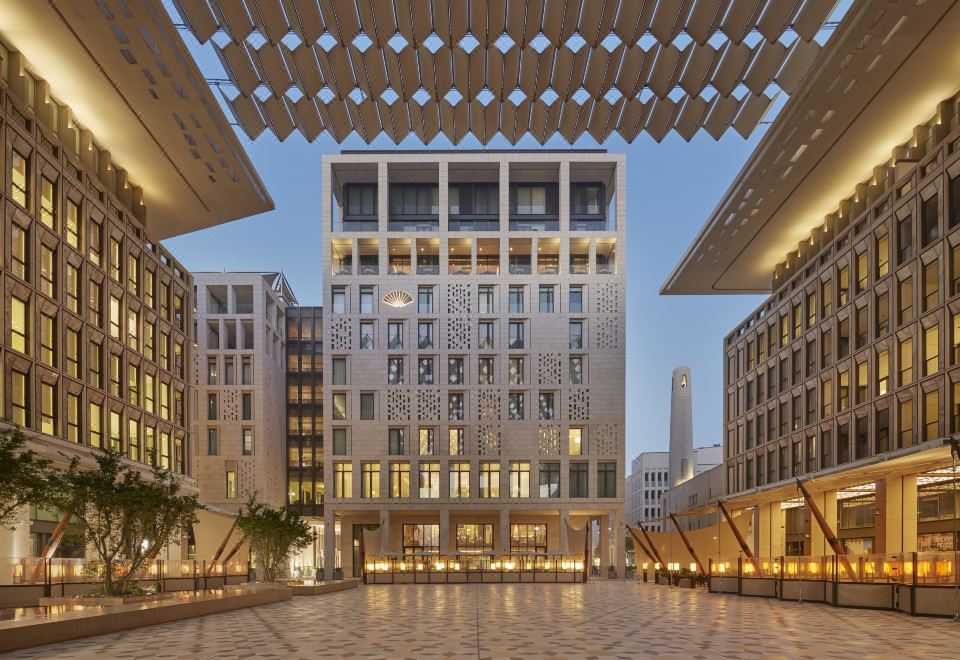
<box><xmin>418</xmin><ymin>286</ymin><xmax>433</xmax><ymax>313</ymax></box>
<box><xmin>128</xmin><ymin>364</ymin><xmax>140</xmax><ymax>406</ymax></box>
<box><xmin>332</xmin><ymin>393</ymin><xmax>347</xmax><ymax>420</ymax></box>
<box><xmin>508</xmin><ymin>321</ymin><xmax>524</xmax><ymax>349</ymax></box>
<box><xmin>508</xmin><ymin>392</ymin><xmax>524</xmax><ymax>420</ymax></box>
<box><xmin>388</xmin><ymin>322</ymin><xmax>403</xmax><ymax>349</ymax></box>
<box><xmin>39</xmin><ymin>245</ymin><xmax>55</xmax><ymax>297</ymax></box>
<box><xmin>821</xmin><ymin>379</ymin><xmax>833</xmax><ymax>417</ymax></box>
<box><xmin>9</xmin><ymin>369</ymin><xmax>27</xmax><ymax>427</ymax></box>
<box><xmin>241</xmin><ymin>393</ymin><xmax>253</xmax><ymax>420</ymax></box>
<box><xmin>334</xmin><ymin>463</ymin><xmax>353</xmax><ymax>498</ymax></box>
<box><xmin>921</xmin><ymin>193</ymin><xmax>939</xmax><ymax>246</ymax></box>
<box><xmin>226</xmin><ymin>471</ymin><xmax>237</xmax><ymax>499</ymax></box>
<box><xmin>65</xmin><ymin>264</ymin><xmax>79</xmax><ymax>313</ymax></box>
<box><xmin>478</xmin><ymin>357</ymin><xmax>494</xmax><ymax>384</ymax></box>
<box><xmin>448</xmin><ymin>392</ymin><xmax>464</xmax><ymax>420</ymax></box>
<box><xmin>855</xmin><ymin>305</ymin><xmax>868</xmax><ymax>349</ymax></box>
<box><xmin>127</xmin><ymin>308</ymin><xmax>139</xmax><ymax>351</ymax></box>
<box><xmin>899</xmin><ymin>399</ymin><xmax>914</xmax><ymax>448</ymax></box>
<box><xmin>89</xmin><ymin>280</ymin><xmax>102</xmax><ymax>327</ymax></box>
<box><xmin>479</xmin><ymin>321</ymin><xmax>494</xmax><ymax>349</ymax></box>
<box><xmin>88</xmin><ymin>221</ymin><xmax>102</xmax><ymax>267</ymax></box>
<box><xmin>480</xmin><ymin>462</ymin><xmax>500</xmax><ymax>498</ymax></box>
<box><xmin>570</xmin><ymin>463</ymin><xmax>588</xmax><ymax>497</ymax></box>
<box><xmin>390</xmin><ymin>463</ymin><xmax>410</xmax><ymax>498</ymax></box>
<box><xmin>360</xmin><ymin>321</ymin><xmax>374</xmax><ymax>349</ymax></box>
<box><xmin>389</xmin><ymin>428</ymin><xmax>405</xmax><ymax>455</ymax></box>
<box><xmin>448</xmin><ymin>428</ymin><xmax>465</xmax><ymax>455</ymax></box>
<box><xmin>924</xmin><ymin>262</ymin><xmax>939</xmax><ymax>311</ymax></box>
<box><xmin>402</xmin><ymin>524</ymin><xmax>439</xmax><ymax>555</ymax></box>
<box><xmin>569</xmin><ymin>321</ymin><xmax>583</xmax><ymax>349</ymax></box>
<box><xmin>360</xmin><ymin>286</ymin><xmax>374</xmax><ymax>313</ymax></box>
<box><xmin>838</xmin><ymin>265</ymin><xmax>849</xmax><ymax>306</ymax></box>
<box><xmin>821</xmin><ymin>279</ymin><xmax>833</xmax><ymax>318</ymax></box>
<box><xmin>419</xmin><ymin>427</ymin><xmax>435</xmax><ymax>455</ymax></box>
<box><xmin>448</xmin><ymin>357</ymin><xmax>464</xmax><ymax>384</ymax></box>
<box><xmin>388</xmin><ymin>357</ymin><xmax>404</xmax><ymax>385</ymax></box>
<box><xmin>855</xmin><ymin>251</ymin><xmax>868</xmax><ymax>294</ymax></box>
<box><xmin>333</xmin><ymin>428</ymin><xmax>347</xmax><ymax>454</ymax></box>
<box><xmin>877</xmin><ymin>349</ymin><xmax>889</xmax><ymax>396</ymax></box>
<box><xmin>11</xmin><ymin>297</ymin><xmax>28</xmax><ymax>354</ymax></box>
<box><xmin>954</xmin><ymin>312</ymin><xmax>960</xmax><ymax>364</ymax></box>
<box><xmin>66</xmin><ymin>329</ymin><xmax>80</xmax><ymax>378</ymax></box>
<box><xmin>876</xmin><ymin>234</ymin><xmax>889</xmax><ymax>278</ymax></box>
<box><xmin>512</xmin><ymin>524</ymin><xmax>547</xmax><ymax>552</ymax></box>
<box><xmin>508</xmin><ymin>357</ymin><xmax>524</xmax><ymax>384</ymax></box>
<box><xmin>39</xmin><ymin>381</ymin><xmax>56</xmax><ymax>435</ymax></box>
<box><xmin>109</xmin><ymin>296</ymin><xmax>121</xmax><ymax>338</ymax></box>
<box><xmin>89</xmin><ymin>341</ymin><xmax>103</xmax><ymax>389</ymax></box>
<box><xmin>418</xmin><ymin>357</ymin><xmax>434</xmax><ymax>384</ymax></box>
<box><xmin>456</xmin><ymin>523</ymin><xmax>493</xmax><ymax>553</ymax></box>
<box><xmin>509</xmin><ymin>461</ymin><xmax>530</xmax><ymax>497</ymax></box>
<box><xmin>361</xmin><ymin>463</ymin><xmax>380</xmax><ymax>498</ymax></box>
<box><xmin>856</xmin><ymin>360</ymin><xmax>869</xmax><ymax>404</ymax></box>
<box><xmin>10</xmin><ymin>150</ymin><xmax>28</xmax><ymax>207</ymax></box>
<box><xmin>109</xmin><ymin>237</ymin><xmax>121</xmax><ymax>281</ymax></box>
<box><xmin>570</xmin><ymin>286</ymin><xmax>583</xmax><ymax>313</ymax></box>
<box><xmin>360</xmin><ymin>392</ymin><xmax>375</xmax><ymax>420</ymax></box>
<box><xmin>11</xmin><ymin>224</ymin><xmax>27</xmax><ymax>281</ymax></box>
<box><xmin>898</xmin><ymin>215</ymin><xmax>914</xmax><ymax>264</ymax></box>
<box><xmin>207</xmin><ymin>428</ymin><xmax>218</xmax><ymax>455</ymax></box>
<box><xmin>569</xmin><ymin>356</ymin><xmax>583</xmax><ymax>384</ymax></box>
<box><xmin>109</xmin><ymin>410</ymin><xmax>122</xmax><ymax>452</ymax></box>
<box><xmin>418</xmin><ymin>321</ymin><xmax>433</xmax><ymax>349</ymax></box>
<box><xmin>924</xmin><ymin>325</ymin><xmax>939</xmax><ymax>376</ymax></box>
<box><xmin>332</xmin><ymin>357</ymin><xmax>347</xmax><ymax>384</ymax></box>
<box><xmin>838</xmin><ymin>371</ymin><xmax>849</xmax><ymax>412</ymax></box>
<box><xmin>419</xmin><ymin>462</ymin><xmax>440</xmax><ymax>498</ymax></box>
<box><xmin>538</xmin><ymin>392</ymin><xmax>555</xmax><ymax>420</ymax></box>
<box><xmin>207</xmin><ymin>393</ymin><xmax>217</xmax><ymax>420</ymax></box>
<box><xmin>508</xmin><ymin>286</ymin><xmax>524</xmax><ymax>313</ymax></box>
<box><xmin>899</xmin><ymin>337</ymin><xmax>913</xmax><ymax>386</ymax></box>
<box><xmin>515</xmin><ymin>184</ymin><xmax>546</xmax><ymax>214</ymax></box>
<box><xmin>331</xmin><ymin>287</ymin><xmax>346</xmax><ymax>314</ymax></box>
<box><xmin>899</xmin><ymin>277</ymin><xmax>913</xmax><ymax>325</ymax></box>
<box><xmin>539</xmin><ymin>462</ymin><xmax>560</xmax><ymax>498</ymax></box>
<box><xmin>144</xmin><ymin>270</ymin><xmax>155</xmax><ymax>309</ymax></box>
<box><xmin>478</xmin><ymin>286</ymin><xmax>494</xmax><ymax>313</ymax></box>
<box><xmin>876</xmin><ymin>291</ymin><xmax>889</xmax><ymax>336</ymax></box>
<box><xmin>598</xmin><ymin>462</ymin><xmax>617</xmax><ymax>498</ymax></box>
<box><xmin>449</xmin><ymin>462</ymin><xmax>470</xmax><ymax>498</ymax></box>
<box><xmin>923</xmin><ymin>390</ymin><xmax>940</xmax><ymax>441</ymax></box>
<box><xmin>539</xmin><ymin>286</ymin><xmax>554</xmax><ymax>313</ymax></box>
<box><xmin>66</xmin><ymin>393</ymin><xmax>80</xmax><ymax>443</ymax></box>
<box><xmin>65</xmin><ymin>200</ymin><xmax>81</xmax><ymax>249</ymax></box>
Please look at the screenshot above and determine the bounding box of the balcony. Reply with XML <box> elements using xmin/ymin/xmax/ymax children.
<box><xmin>342</xmin><ymin>218</ymin><xmax>378</xmax><ymax>231</ymax></box>
<box><xmin>389</xmin><ymin>218</ymin><xmax>439</xmax><ymax>232</ymax></box>
<box><xmin>509</xmin><ymin>217</ymin><xmax>559</xmax><ymax>231</ymax></box>
<box><xmin>570</xmin><ymin>216</ymin><xmax>607</xmax><ymax>231</ymax></box>
<box><xmin>448</xmin><ymin>258</ymin><xmax>471</xmax><ymax>275</ymax></box>
<box><xmin>450</xmin><ymin>216</ymin><xmax>499</xmax><ymax>231</ymax></box>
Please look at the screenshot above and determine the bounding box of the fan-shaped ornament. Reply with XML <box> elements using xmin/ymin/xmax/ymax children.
<box><xmin>383</xmin><ymin>290</ymin><xmax>414</xmax><ymax>308</ymax></box>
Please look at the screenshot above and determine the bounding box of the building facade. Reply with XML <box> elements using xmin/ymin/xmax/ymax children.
<box><xmin>320</xmin><ymin>150</ymin><xmax>626</xmax><ymax>579</ymax></box>
<box><xmin>626</xmin><ymin>452</ymin><xmax>668</xmax><ymax>532</ymax></box>
<box><xmin>0</xmin><ymin>0</ymin><xmax>272</xmax><ymax>568</ymax></box>
<box><xmin>663</xmin><ymin>1</ymin><xmax>960</xmax><ymax>561</ymax></box>
<box><xmin>192</xmin><ymin>272</ymin><xmax>293</xmax><ymax>512</ymax></box>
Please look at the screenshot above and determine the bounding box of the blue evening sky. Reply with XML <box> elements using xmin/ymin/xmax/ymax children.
<box><xmin>162</xmin><ymin>4</ymin><xmax>862</xmax><ymax>465</ymax></box>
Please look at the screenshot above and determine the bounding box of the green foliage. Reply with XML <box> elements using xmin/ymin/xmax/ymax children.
<box><xmin>236</xmin><ymin>498</ymin><xmax>315</xmax><ymax>582</ymax></box>
<box><xmin>52</xmin><ymin>451</ymin><xmax>201</xmax><ymax>596</ymax></box>
<box><xmin>0</xmin><ymin>426</ymin><xmax>61</xmax><ymax>530</ymax></box>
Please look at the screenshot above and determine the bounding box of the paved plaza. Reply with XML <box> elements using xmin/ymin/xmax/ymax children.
<box><xmin>6</xmin><ymin>581</ymin><xmax>960</xmax><ymax>658</ymax></box>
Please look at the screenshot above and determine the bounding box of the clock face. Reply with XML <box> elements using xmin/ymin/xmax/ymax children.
<box><xmin>383</xmin><ymin>290</ymin><xmax>414</xmax><ymax>308</ymax></box>
<box><xmin>680</xmin><ymin>374</ymin><xmax>688</xmax><ymax>389</ymax></box>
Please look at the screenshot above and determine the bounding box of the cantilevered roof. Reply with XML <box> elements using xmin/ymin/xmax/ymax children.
<box><xmin>0</xmin><ymin>0</ymin><xmax>272</xmax><ymax>239</ymax></box>
<box><xmin>173</xmin><ymin>0</ymin><xmax>843</xmax><ymax>145</ymax></box>
<box><xmin>663</xmin><ymin>0</ymin><xmax>960</xmax><ymax>295</ymax></box>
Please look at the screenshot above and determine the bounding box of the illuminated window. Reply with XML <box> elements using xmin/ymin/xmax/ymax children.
<box><xmin>65</xmin><ymin>264</ymin><xmax>79</xmax><ymax>313</ymax></box>
<box><xmin>449</xmin><ymin>462</ymin><xmax>470</xmax><ymax>498</ymax></box>
<box><xmin>66</xmin><ymin>393</ymin><xmax>79</xmax><ymax>443</ymax></box>
<box><xmin>89</xmin><ymin>280</ymin><xmax>102</xmax><ymax>327</ymax></box>
<box><xmin>419</xmin><ymin>462</ymin><xmax>439</xmax><ymax>498</ymax></box>
<box><xmin>448</xmin><ymin>428</ymin><xmax>465</xmax><ymax>455</ymax></box>
<box><xmin>10</xmin><ymin>296</ymin><xmax>28</xmax><ymax>354</ymax></box>
<box><xmin>65</xmin><ymin>200</ymin><xmax>81</xmax><ymax>250</ymax></box>
<box><xmin>389</xmin><ymin>462</ymin><xmax>410</xmax><ymax>498</ymax></box>
<box><xmin>898</xmin><ymin>277</ymin><xmax>913</xmax><ymax>325</ymax></box>
<box><xmin>568</xmin><ymin>427</ymin><xmax>583</xmax><ymax>455</ymax></box>
<box><xmin>923</xmin><ymin>390</ymin><xmax>940</xmax><ymax>441</ymax></box>
<box><xmin>479</xmin><ymin>462</ymin><xmax>500</xmax><ymax>498</ymax></box>
<box><xmin>10</xmin><ymin>150</ymin><xmax>28</xmax><ymax>207</ymax></box>
<box><xmin>88</xmin><ymin>221</ymin><xmax>102</xmax><ymax>267</ymax></box>
<box><xmin>109</xmin><ymin>409</ymin><xmax>122</xmax><ymax>452</ymax></box>
<box><xmin>109</xmin><ymin>237</ymin><xmax>122</xmax><ymax>281</ymax></box>
<box><xmin>127</xmin><ymin>308</ymin><xmax>139</xmax><ymax>351</ymax></box>
<box><xmin>923</xmin><ymin>262</ymin><xmax>939</xmax><ymax>311</ymax></box>
<box><xmin>40</xmin><ymin>176</ymin><xmax>56</xmax><ymax>229</ymax></box>
<box><xmin>899</xmin><ymin>337</ymin><xmax>913</xmax><ymax>386</ymax></box>
<box><xmin>88</xmin><ymin>341</ymin><xmax>103</xmax><ymax>389</ymax></box>
<box><xmin>128</xmin><ymin>418</ymin><xmax>140</xmax><ymax>462</ymax></box>
<box><xmin>418</xmin><ymin>427</ymin><xmax>434</xmax><ymax>455</ymax></box>
<box><xmin>39</xmin><ymin>245</ymin><xmax>55</xmax><ymax>297</ymax></box>
<box><xmin>226</xmin><ymin>471</ymin><xmax>237</xmax><ymax>499</ymax></box>
<box><xmin>128</xmin><ymin>363</ymin><xmax>139</xmax><ymax>406</ymax></box>
<box><xmin>39</xmin><ymin>313</ymin><xmax>55</xmax><ymax>366</ymax></box>
<box><xmin>11</xmin><ymin>224</ymin><xmax>27</xmax><ymax>281</ymax></box>
<box><xmin>361</xmin><ymin>463</ymin><xmax>380</xmax><ymax>498</ymax></box>
<box><xmin>898</xmin><ymin>399</ymin><xmax>913</xmax><ymax>448</ymax></box>
<box><xmin>11</xmin><ymin>370</ymin><xmax>28</xmax><ymax>427</ymax></box>
<box><xmin>876</xmin><ymin>234</ymin><xmax>889</xmax><ymax>278</ymax></box>
<box><xmin>924</xmin><ymin>325</ymin><xmax>940</xmax><ymax>376</ymax></box>
<box><xmin>855</xmin><ymin>251</ymin><xmax>868</xmax><ymax>293</ymax></box>
<box><xmin>109</xmin><ymin>296</ymin><xmax>121</xmax><ymax>337</ymax></box>
<box><xmin>334</xmin><ymin>463</ymin><xmax>352</xmax><ymax>498</ymax></box>
<box><xmin>509</xmin><ymin>461</ymin><xmax>530</xmax><ymax>498</ymax></box>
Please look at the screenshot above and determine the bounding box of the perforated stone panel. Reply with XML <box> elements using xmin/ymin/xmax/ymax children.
<box><xmin>476</xmin><ymin>389</ymin><xmax>501</xmax><ymax>421</ymax></box>
<box><xmin>416</xmin><ymin>388</ymin><xmax>441</xmax><ymax>421</ymax></box>
<box><xmin>595</xmin><ymin>282</ymin><xmax>621</xmax><ymax>315</ymax></box>
<box><xmin>593</xmin><ymin>424</ymin><xmax>624</xmax><ymax>456</ymax></box>
<box><xmin>477</xmin><ymin>425</ymin><xmax>501</xmax><ymax>456</ymax></box>
<box><xmin>597</xmin><ymin>317</ymin><xmax>620</xmax><ymax>350</ymax></box>
<box><xmin>537</xmin><ymin>353</ymin><xmax>563</xmax><ymax>385</ymax></box>
<box><xmin>221</xmin><ymin>390</ymin><xmax>240</xmax><ymax>421</ymax></box>
<box><xmin>446</xmin><ymin>318</ymin><xmax>472</xmax><ymax>351</ymax></box>
<box><xmin>237</xmin><ymin>460</ymin><xmax>255</xmax><ymax>498</ymax></box>
<box><xmin>446</xmin><ymin>283</ymin><xmax>471</xmax><ymax>317</ymax></box>
<box><xmin>538</xmin><ymin>426</ymin><xmax>561</xmax><ymax>456</ymax></box>
<box><xmin>387</xmin><ymin>389</ymin><xmax>410</xmax><ymax>421</ymax></box>
<box><xmin>568</xmin><ymin>388</ymin><xmax>590</xmax><ymax>421</ymax></box>
<box><xmin>329</xmin><ymin>317</ymin><xmax>352</xmax><ymax>351</ymax></box>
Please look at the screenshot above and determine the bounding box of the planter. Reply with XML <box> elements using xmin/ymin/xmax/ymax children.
<box><xmin>677</xmin><ymin>578</ymin><xmax>695</xmax><ymax>589</ymax></box>
<box><xmin>40</xmin><ymin>592</ymin><xmax>177</xmax><ymax>607</ymax></box>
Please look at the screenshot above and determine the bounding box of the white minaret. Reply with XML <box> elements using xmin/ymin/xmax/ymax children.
<box><xmin>669</xmin><ymin>366</ymin><xmax>694</xmax><ymax>487</ymax></box>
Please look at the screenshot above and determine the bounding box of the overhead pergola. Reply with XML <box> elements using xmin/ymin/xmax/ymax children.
<box><xmin>172</xmin><ymin>0</ymin><xmax>841</xmax><ymax>144</ymax></box>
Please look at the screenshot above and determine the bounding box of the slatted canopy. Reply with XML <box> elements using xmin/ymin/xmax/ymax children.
<box><xmin>172</xmin><ymin>0</ymin><xmax>843</xmax><ymax>145</ymax></box>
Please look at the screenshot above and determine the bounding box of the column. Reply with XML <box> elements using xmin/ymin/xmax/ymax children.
<box><xmin>599</xmin><ymin>514</ymin><xmax>610</xmax><ymax>577</ymax></box>
<box><xmin>755</xmin><ymin>501</ymin><xmax>784</xmax><ymax>558</ymax></box>
<box><xmin>559</xmin><ymin>160</ymin><xmax>570</xmax><ymax>233</ymax></box>
<box><xmin>808</xmin><ymin>490</ymin><xmax>838</xmax><ymax>556</ymax></box>
<box><xmin>877</xmin><ymin>475</ymin><xmax>918</xmax><ymax>554</ymax></box>
<box><xmin>377</xmin><ymin>162</ymin><xmax>388</xmax><ymax>232</ymax></box>
<box><xmin>380</xmin><ymin>509</ymin><xmax>391</xmax><ymax>555</ymax></box>
<box><xmin>438</xmin><ymin>160</ymin><xmax>448</xmax><ymax>232</ymax></box>
<box><xmin>559</xmin><ymin>509</ymin><xmax>570</xmax><ymax>554</ymax></box>
<box><xmin>323</xmin><ymin>509</ymin><xmax>336</xmax><ymax>580</ymax></box>
<box><xmin>439</xmin><ymin>508</ymin><xmax>450</xmax><ymax>554</ymax></box>
<box><xmin>614</xmin><ymin>509</ymin><xmax>626</xmax><ymax>578</ymax></box>
<box><xmin>499</xmin><ymin>508</ymin><xmax>510</xmax><ymax>554</ymax></box>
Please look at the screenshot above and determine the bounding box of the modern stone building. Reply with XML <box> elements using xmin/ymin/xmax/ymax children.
<box><xmin>0</xmin><ymin>2</ymin><xmax>270</xmax><ymax>563</ymax></box>
<box><xmin>626</xmin><ymin>452</ymin><xmax>669</xmax><ymax>533</ymax></box>
<box><xmin>663</xmin><ymin>0</ymin><xmax>960</xmax><ymax>559</ymax></box>
<box><xmin>320</xmin><ymin>149</ymin><xmax>626</xmax><ymax>580</ymax></box>
<box><xmin>192</xmin><ymin>272</ymin><xmax>294</xmax><ymax>512</ymax></box>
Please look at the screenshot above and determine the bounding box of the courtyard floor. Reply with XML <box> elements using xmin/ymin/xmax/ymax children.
<box><xmin>5</xmin><ymin>580</ymin><xmax>960</xmax><ymax>658</ymax></box>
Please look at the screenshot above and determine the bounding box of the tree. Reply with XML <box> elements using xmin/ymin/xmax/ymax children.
<box><xmin>0</xmin><ymin>427</ymin><xmax>59</xmax><ymax>530</ymax></box>
<box><xmin>53</xmin><ymin>451</ymin><xmax>200</xmax><ymax>596</ymax></box>
<box><xmin>236</xmin><ymin>499</ymin><xmax>315</xmax><ymax>582</ymax></box>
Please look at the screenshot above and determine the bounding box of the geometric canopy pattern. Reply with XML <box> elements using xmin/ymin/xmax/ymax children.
<box><xmin>173</xmin><ymin>0</ymin><xmax>840</xmax><ymax>145</ymax></box>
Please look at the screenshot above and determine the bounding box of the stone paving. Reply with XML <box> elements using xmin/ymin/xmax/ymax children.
<box><xmin>6</xmin><ymin>581</ymin><xmax>960</xmax><ymax>658</ymax></box>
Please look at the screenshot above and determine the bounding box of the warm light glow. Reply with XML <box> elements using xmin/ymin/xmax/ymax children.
<box><xmin>690</xmin><ymin>563</ymin><xmax>697</xmax><ymax>572</ymax></box>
